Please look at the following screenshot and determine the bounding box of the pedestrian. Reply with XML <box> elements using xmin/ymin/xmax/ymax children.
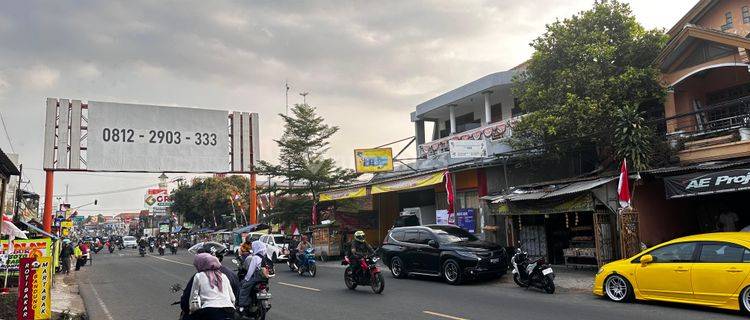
<box><xmin>74</xmin><ymin>242</ymin><xmax>85</xmax><ymax>271</ymax></box>
<box><xmin>187</xmin><ymin>253</ymin><xmax>235</xmax><ymax>320</ymax></box>
<box><xmin>60</xmin><ymin>239</ymin><xmax>73</xmax><ymax>274</ymax></box>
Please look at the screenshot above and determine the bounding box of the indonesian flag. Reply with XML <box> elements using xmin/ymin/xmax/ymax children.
<box><xmin>311</xmin><ymin>203</ymin><xmax>318</xmax><ymax>225</ymax></box>
<box><xmin>445</xmin><ymin>172</ymin><xmax>455</xmax><ymax>214</ymax></box>
<box><xmin>1</xmin><ymin>215</ymin><xmax>27</xmax><ymax>240</ymax></box>
<box><xmin>618</xmin><ymin>159</ymin><xmax>631</xmax><ymax>208</ymax></box>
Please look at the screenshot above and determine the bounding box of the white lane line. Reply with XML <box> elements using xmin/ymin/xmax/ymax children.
<box><xmin>277</xmin><ymin>281</ymin><xmax>321</xmax><ymax>292</ymax></box>
<box><xmin>148</xmin><ymin>254</ymin><xmax>193</xmax><ymax>267</ymax></box>
<box><xmin>88</xmin><ymin>282</ymin><xmax>115</xmax><ymax>320</ymax></box>
<box><xmin>423</xmin><ymin>310</ymin><xmax>468</xmax><ymax>320</ymax></box>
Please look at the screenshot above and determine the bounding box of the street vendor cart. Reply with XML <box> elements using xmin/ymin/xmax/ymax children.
<box><xmin>312</xmin><ymin>223</ymin><xmax>341</xmax><ymax>262</ymax></box>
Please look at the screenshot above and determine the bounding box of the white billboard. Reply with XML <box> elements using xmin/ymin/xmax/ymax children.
<box><xmin>86</xmin><ymin>101</ymin><xmax>231</xmax><ymax>172</ymax></box>
<box><xmin>449</xmin><ymin>140</ymin><xmax>487</xmax><ymax>159</ymax></box>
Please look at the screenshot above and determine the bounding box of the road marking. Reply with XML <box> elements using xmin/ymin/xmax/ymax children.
<box><xmin>88</xmin><ymin>283</ymin><xmax>115</xmax><ymax>320</ymax></box>
<box><xmin>277</xmin><ymin>281</ymin><xmax>321</xmax><ymax>292</ymax></box>
<box><xmin>148</xmin><ymin>254</ymin><xmax>193</xmax><ymax>267</ymax></box>
<box><xmin>423</xmin><ymin>310</ymin><xmax>468</xmax><ymax>320</ymax></box>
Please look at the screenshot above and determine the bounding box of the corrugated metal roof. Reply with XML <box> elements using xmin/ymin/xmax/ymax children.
<box><xmin>484</xmin><ymin>176</ymin><xmax>617</xmax><ymax>203</ymax></box>
<box><xmin>645</xmin><ymin>158</ymin><xmax>750</xmax><ymax>175</ymax></box>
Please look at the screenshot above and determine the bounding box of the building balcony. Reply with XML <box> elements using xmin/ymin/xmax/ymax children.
<box><xmin>418</xmin><ymin>119</ymin><xmax>516</xmax><ymax>158</ymax></box>
<box><xmin>667</xmin><ymin>96</ymin><xmax>750</xmax><ymax>164</ymax></box>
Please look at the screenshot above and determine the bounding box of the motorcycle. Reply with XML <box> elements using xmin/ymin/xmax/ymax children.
<box><xmin>342</xmin><ymin>255</ymin><xmax>384</xmax><ymax>294</ymax></box>
<box><xmin>149</xmin><ymin>242</ymin><xmax>155</xmax><ymax>253</ymax></box>
<box><xmin>232</xmin><ymin>259</ymin><xmax>273</xmax><ymax>320</ymax></box>
<box><xmin>511</xmin><ymin>247</ymin><xmax>555</xmax><ymax>294</ymax></box>
<box><xmin>158</xmin><ymin>244</ymin><xmax>166</xmax><ymax>256</ymax></box>
<box><xmin>138</xmin><ymin>245</ymin><xmax>147</xmax><ymax>257</ymax></box>
<box><xmin>108</xmin><ymin>243</ymin><xmax>115</xmax><ymax>254</ymax></box>
<box><xmin>170</xmin><ymin>242</ymin><xmax>178</xmax><ymax>255</ymax></box>
<box><xmin>294</xmin><ymin>248</ymin><xmax>317</xmax><ymax>277</ymax></box>
<box><xmin>286</xmin><ymin>248</ymin><xmax>298</xmax><ymax>271</ymax></box>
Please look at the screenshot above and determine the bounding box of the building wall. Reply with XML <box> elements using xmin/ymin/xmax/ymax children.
<box><xmin>696</xmin><ymin>0</ymin><xmax>750</xmax><ymax>35</ymax></box>
<box><xmin>632</xmin><ymin>179</ymin><xmax>694</xmax><ymax>247</ymax></box>
<box><xmin>374</xmin><ymin>192</ymin><xmax>399</xmax><ymax>243</ymax></box>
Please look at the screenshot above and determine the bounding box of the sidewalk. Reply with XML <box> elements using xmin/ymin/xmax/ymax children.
<box><xmin>51</xmin><ymin>271</ymin><xmax>87</xmax><ymax>319</ymax></box>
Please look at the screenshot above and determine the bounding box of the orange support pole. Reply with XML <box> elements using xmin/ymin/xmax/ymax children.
<box><xmin>43</xmin><ymin>170</ymin><xmax>54</xmax><ymax>232</ymax></box>
<box><xmin>249</xmin><ymin>172</ymin><xmax>257</xmax><ymax>225</ymax></box>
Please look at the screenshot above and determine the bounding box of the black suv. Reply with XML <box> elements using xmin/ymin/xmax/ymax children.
<box><xmin>379</xmin><ymin>224</ymin><xmax>507</xmax><ymax>285</ymax></box>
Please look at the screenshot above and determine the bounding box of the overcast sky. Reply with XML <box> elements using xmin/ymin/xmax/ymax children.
<box><xmin>0</xmin><ymin>0</ymin><xmax>696</xmax><ymax>215</ymax></box>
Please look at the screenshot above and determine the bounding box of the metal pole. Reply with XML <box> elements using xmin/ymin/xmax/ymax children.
<box><xmin>12</xmin><ymin>164</ymin><xmax>22</xmax><ymax>223</ymax></box>
<box><xmin>250</xmin><ymin>173</ymin><xmax>257</xmax><ymax>225</ymax></box>
<box><xmin>285</xmin><ymin>81</ymin><xmax>290</xmax><ymax>116</ymax></box>
<box><xmin>43</xmin><ymin>170</ymin><xmax>54</xmax><ymax>232</ymax></box>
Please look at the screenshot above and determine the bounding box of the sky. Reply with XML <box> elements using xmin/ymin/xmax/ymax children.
<box><xmin>0</xmin><ymin>0</ymin><xmax>697</xmax><ymax>216</ymax></box>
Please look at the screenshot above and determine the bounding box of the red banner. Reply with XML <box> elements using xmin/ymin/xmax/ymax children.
<box><xmin>17</xmin><ymin>257</ymin><xmax>36</xmax><ymax>320</ymax></box>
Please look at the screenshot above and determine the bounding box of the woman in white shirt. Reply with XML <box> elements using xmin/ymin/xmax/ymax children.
<box><xmin>189</xmin><ymin>253</ymin><xmax>235</xmax><ymax>320</ymax></box>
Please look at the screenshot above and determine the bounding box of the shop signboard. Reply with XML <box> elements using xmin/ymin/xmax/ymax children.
<box><xmin>159</xmin><ymin>223</ymin><xmax>171</xmax><ymax>233</ymax></box>
<box><xmin>0</xmin><ymin>238</ymin><xmax>52</xmax><ymax>272</ymax></box>
<box><xmin>664</xmin><ymin>168</ymin><xmax>750</xmax><ymax>199</ymax></box>
<box><xmin>17</xmin><ymin>257</ymin><xmax>36</xmax><ymax>320</ymax></box>
<box><xmin>456</xmin><ymin>208</ymin><xmax>476</xmax><ymax>233</ymax></box>
<box><xmin>449</xmin><ymin>140</ymin><xmax>487</xmax><ymax>159</ymax></box>
<box><xmin>319</xmin><ymin>187</ymin><xmax>367</xmax><ymax>202</ymax></box>
<box><xmin>33</xmin><ymin>256</ymin><xmax>52</xmax><ymax>320</ymax></box>
<box><xmin>371</xmin><ymin>172</ymin><xmax>444</xmax><ymax>194</ymax></box>
<box><xmin>354</xmin><ymin>148</ymin><xmax>394</xmax><ymax>173</ymax></box>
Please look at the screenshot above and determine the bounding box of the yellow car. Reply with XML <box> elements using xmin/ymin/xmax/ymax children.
<box><xmin>594</xmin><ymin>232</ymin><xmax>750</xmax><ymax>312</ymax></box>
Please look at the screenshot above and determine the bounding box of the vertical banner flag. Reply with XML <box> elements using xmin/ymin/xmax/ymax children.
<box><xmin>445</xmin><ymin>171</ymin><xmax>455</xmax><ymax>214</ymax></box>
<box><xmin>17</xmin><ymin>257</ymin><xmax>36</xmax><ymax>320</ymax></box>
<box><xmin>311</xmin><ymin>203</ymin><xmax>318</xmax><ymax>226</ymax></box>
<box><xmin>618</xmin><ymin>159</ymin><xmax>631</xmax><ymax>208</ymax></box>
<box><xmin>33</xmin><ymin>256</ymin><xmax>52</xmax><ymax>319</ymax></box>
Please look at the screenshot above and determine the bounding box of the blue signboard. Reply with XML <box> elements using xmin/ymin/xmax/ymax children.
<box><xmin>456</xmin><ymin>208</ymin><xmax>476</xmax><ymax>233</ymax></box>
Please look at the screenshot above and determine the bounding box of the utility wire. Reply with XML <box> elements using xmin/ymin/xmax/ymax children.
<box><xmin>0</xmin><ymin>112</ymin><xmax>15</xmax><ymax>153</ymax></box>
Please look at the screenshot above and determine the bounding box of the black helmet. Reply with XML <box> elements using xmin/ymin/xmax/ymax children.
<box><xmin>189</xmin><ymin>242</ymin><xmax>228</xmax><ymax>262</ymax></box>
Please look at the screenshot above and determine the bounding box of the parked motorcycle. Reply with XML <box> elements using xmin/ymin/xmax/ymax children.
<box><xmin>511</xmin><ymin>247</ymin><xmax>555</xmax><ymax>294</ymax></box>
<box><xmin>158</xmin><ymin>243</ymin><xmax>166</xmax><ymax>256</ymax></box>
<box><xmin>232</xmin><ymin>258</ymin><xmax>273</xmax><ymax>320</ymax></box>
<box><xmin>342</xmin><ymin>255</ymin><xmax>384</xmax><ymax>294</ymax></box>
<box><xmin>296</xmin><ymin>248</ymin><xmax>317</xmax><ymax>277</ymax></box>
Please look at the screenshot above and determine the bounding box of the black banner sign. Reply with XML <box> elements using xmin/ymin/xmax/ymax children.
<box><xmin>664</xmin><ymin>168</ymin><xmax>750</xmax><ymax>199</ymax></box>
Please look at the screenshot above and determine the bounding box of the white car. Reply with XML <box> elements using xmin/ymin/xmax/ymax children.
<box><xmin>259</xmin><ymin>234</ymin><xmax>289</xmax><ymax>262</ymax></box>
<box><xmin>122</xmin><ymin>236</ymin><xmax>138</xmax><ymax>248</ymax></box>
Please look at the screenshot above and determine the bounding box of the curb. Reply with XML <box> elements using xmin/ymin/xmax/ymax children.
<box><xmin>51</xmin><ymin>271</ymin><xmax>87</xmax><ymax>319</ymax></box>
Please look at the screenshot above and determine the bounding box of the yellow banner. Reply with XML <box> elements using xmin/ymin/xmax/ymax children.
<box><xmin>371</xmin><ymin>172</ymin><xmax>444</xmax><ymax>194</ymax></box>
<box><xmin>34</xmin><ymin>256</ymin><xmax>52</xmax><ymax>319</ymax></box>
<box><xmin>354</xmin><ymin>148</ymin><xmax>393</xmax><ymax>173</ymax></box>
<box><xmin>319</xmin><ymin>187</ymin><xmax>367</xmax><ymax>201</ymax></box>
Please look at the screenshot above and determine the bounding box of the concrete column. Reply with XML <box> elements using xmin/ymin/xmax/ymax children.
<box><xmin>483</xmin><ymin>91</ymin><xmax>492</xmax><ymax>125</ymax></box>
<box><xmin>664</xmin><ymin>88</ymin><xmax>677</xmax><ymax>133</ymax></box>
<box><xmin>414</xmin><ymin>120</ymin><xmax>425</xmax><ymax>156</ymax></box>
<box><xmin>449</xmin><ymin>104</ymin><xmax>457</xmax><ymax>134</ymax></box>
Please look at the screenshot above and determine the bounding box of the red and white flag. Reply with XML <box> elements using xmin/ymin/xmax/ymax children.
<box><xmin>618</xmin><ymin>159</ymin><xmax>631</xmax><ymax>208</ymax></box>
<box><xmin>445</xmin><ymin>172</ymin><xmax>455</xmax><ymax>214</ymax></box>
<box><xmin>311</xmin><ymin>203</ymin><xmax>318</xmax><ymax>226</ymax></box>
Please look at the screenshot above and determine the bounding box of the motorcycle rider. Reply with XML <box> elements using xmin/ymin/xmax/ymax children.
<box><xmin>179</xmin><ymin>245</ymin><xmax>240</xmax><ymax>319</ymax></box>
<box><xmin>287</xmin><ymin>235</ymin><xmax>300</xmax><ymax>267</ymax></box>
<box><xmin>238</xmin><ymin>240</ymin><xmax>273</xmax><ymax>311</ymax></box>
<box><xmin>348</xmin><ymin>231</ymin><xmax>374</xmax><ymax>278</ymax></box>
<box><xmin>295</xmin><ymin>235</ymin><xmax>311</xmax><ymax>266</ymax></box>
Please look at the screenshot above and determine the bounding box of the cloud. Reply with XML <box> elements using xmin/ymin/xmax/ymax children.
<box><xmin>23</xmin><ymin>64</ymin><xmax>60</xmax><ymax>89</ymax></box>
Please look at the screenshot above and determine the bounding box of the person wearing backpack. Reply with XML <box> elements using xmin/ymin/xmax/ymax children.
<box><xmin>237</xmin><ymin>240</ymin><xmax>273</xmax><ymax>310</ymax></box>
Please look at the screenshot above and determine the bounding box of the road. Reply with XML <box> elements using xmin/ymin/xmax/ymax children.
<box><xmin>75</xmin><ymin>249</ymin><xmax>746</xmax><ymax>320</ymax></box>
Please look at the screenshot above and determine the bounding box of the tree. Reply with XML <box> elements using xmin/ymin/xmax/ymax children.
<box><xmin>512</xmin><ymin>0</ymin><xmax>668</xmax><ymax>170</ymax></box>
<box><xmin>171</xmin><ymin>176</ymin><xmax>251</xmax><ymax>227</ymax></box>
<box><xmin>256</xmin><ymin>104</ymin><xmax>358</xmax><ymax>227</ymax></box>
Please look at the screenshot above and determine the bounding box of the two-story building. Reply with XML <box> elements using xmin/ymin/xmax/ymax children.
<box><xmin>636</xmin><ymin>0</ymin><xmax>750</xmax><ymax>246</ymax></box>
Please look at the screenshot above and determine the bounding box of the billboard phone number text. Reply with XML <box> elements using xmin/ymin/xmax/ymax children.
<box><xmin>100</xmin><ymin>128</ymin><xmax>218</xmax><ymax>146</ymax></box>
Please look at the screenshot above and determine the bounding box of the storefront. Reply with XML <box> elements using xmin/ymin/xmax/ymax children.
<box><xmin>485</xmin><ymin>176</ymin><xmax>621</xmax><ymax>267</ymax></box>
<box><xmin>637</xmin><ymin>160</ymin><xmax>750</xmax><ymax>247</ymax></box>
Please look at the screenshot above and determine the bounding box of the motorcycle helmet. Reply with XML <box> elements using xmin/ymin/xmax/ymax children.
<box><xmin>301</xmin><ymin>235</ymin><xmax>308</xmax><ymax>242</ymax></box>
<box><xmin>189</xmin><ymin>242</ymin><xmax>228</xmax><ymax>262</ymax></box>
<box><xmin>354</xmin><ymin>230</ymin><xmax>366</xmax><ymax>242</ymax></box>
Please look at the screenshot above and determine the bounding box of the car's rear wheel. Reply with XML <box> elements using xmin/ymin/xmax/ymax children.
<box><xmin>604</xmin><ymin>274</ymin><xmax>633</xmax><ymax>302</ymax></box>
<box><xmin>443</xmin><ymin>259</ymin><xmax>463</xmax><ymax>285</ymax></box>
<box><xmin>739</xmin><ymin>285</ymin><xmax>750</xmax><ymax>313</ymax></box>
<box><xmin>390</xmin><ymin>256</ymin><xmax>404</xmax><ymax>278</ymax></box>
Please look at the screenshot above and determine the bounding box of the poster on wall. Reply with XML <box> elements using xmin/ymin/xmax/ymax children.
<box><xmin>456</xmin><ymin>208</ymin><xmax>476</xmax><ymax>233</ymax></box>
<box><xmin>436</xmin><ymin>210</ymin><xmax>450</xmax><ymax>225</ymax></box>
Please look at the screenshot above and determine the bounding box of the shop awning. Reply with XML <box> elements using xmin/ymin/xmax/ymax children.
<box><xmin>484</xmin><ymin>176</ymin><xmax>617</xmax><ymax>204</ymax></box>
<box><xmin>20</xmin><ymin>220</ymin><xmax>59</xmax><ymax>239</ymax></box>
<box><xmin>371</xmin><ymin>171</ymin><xmax>445</xmax><ymax>194</ymax></box>
<box><xmin>319</xmin><ymin>187</ymin><xmax>367</xmax><ymax>201</ymax></box>
<box><xmin>171</xmin><ymin>226</ymin><xmax>183</xmax><ymax>233</ymax></box>
<box><xmin>664</xmin><ymin>167</ymin><xmax>750</xmax><ymax>199</ymax></box>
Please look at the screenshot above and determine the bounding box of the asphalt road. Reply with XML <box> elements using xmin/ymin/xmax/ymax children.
<box><xmin>75</xmin><ymin>249</ymin><xmax>748</xmax><ymax>320</ymax></box>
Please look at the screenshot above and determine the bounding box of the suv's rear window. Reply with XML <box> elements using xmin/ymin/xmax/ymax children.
<box><xmin>274</xmin><ymin>236</ymin><xmax>287</xmax><ymax>244</ymax></box>
<box><xmin>123</xmin><ymin>236</ymin><xmax>136</xmax><ymax>241</ymax></box>
<box><xmin>389</xmin><ymin>229</ymin><xmax>405</xmax><ymax>242</ymax></box>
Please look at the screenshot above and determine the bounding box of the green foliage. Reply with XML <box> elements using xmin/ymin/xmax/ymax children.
<box><xmin>512</xmin><ymin>0</ymin><xmax>668</xmax><ymax>169</ymax></box>
<box><xmin>171</xmin><ymin>175</ymin><xmax>251</xmax><ymax>227</ymax></box>
<box><xmin>256</xmin><ymin>104</ymin><xmax>358</xmax><ymax>228</ymax></box>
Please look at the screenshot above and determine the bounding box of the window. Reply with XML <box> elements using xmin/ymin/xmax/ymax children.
<box><xmin>429</xmin><ymin>225</ymin><xmax>478</xmax><ymax>244</ymax></box>
<box><xmin>722</xmin><ymin>11</ymin><xmax>734</xmax><ymax>31</ymax></box>
<box><xmin>273</xmin><ymin>236</ymin><xmax>287</xmax><ymax>244</ymax></box>
<box><xmin>490</xmin><ymin>102</ymin><xmax>503</xmax><ymax>123</ymax></box>
<box><xmin>417</xmin><ymin>231</ymin><xmax>434</xmax><ymax>245</ymax></box>
<box><xmin>647</xmin><ymin>242</ymin><xmax>696</xmax><ymax>263</ymax></box>
<box><xmin>404</xmin><ymin>231</ymin><xmax>420</xmax><ymax>244</ymax></box>
<box><xmin>743</xmin><ymin>6</ymin><xmax>750</xmax><ymax>24</ymax></box>
<box><xmin>457</xmin><ymin>190</ymin><xmax>479</xmax><ymax>210</ymax></box>
<box><xmin>699</xmin><ymin>243</ymin><xmax>745</xmax><ymax>263</ymax></box>
<box><xmin>389</xmin><ymin>229</ymin><xmax>405</xmax><ymax>242</ymax></box>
